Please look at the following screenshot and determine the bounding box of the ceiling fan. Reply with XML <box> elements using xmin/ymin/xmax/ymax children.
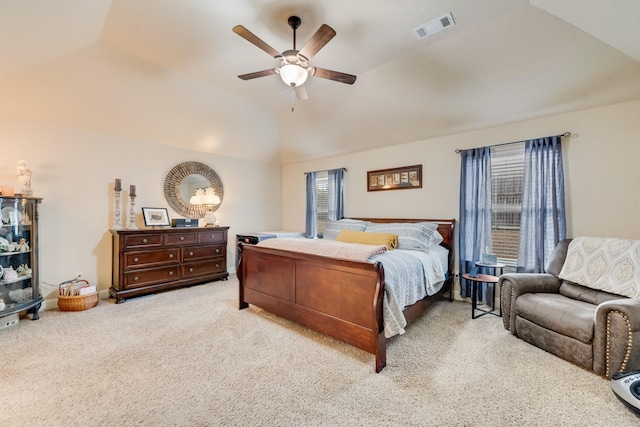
<box><xmin>233</xmin><ymin>16</ymin><xmax>356</xmax><ymax>101</ymax></box>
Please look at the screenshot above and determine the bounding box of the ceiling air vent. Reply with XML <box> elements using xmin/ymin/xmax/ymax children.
<box><xmin>412</xmin><ymin>12</ymin><xmax>455</xmax><ymax>40</ymax></box>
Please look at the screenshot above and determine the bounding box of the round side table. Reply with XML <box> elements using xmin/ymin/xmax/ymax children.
<box><xmin>462</xmin><ymin>273</ymin><xmax>500</xmax><ymax>319</ymax></box>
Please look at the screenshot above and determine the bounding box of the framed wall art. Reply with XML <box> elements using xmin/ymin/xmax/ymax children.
<box><xmin>142</xmin><ymin>207</ymin><xmax>170</xmax><ymax>227</ymax></box>
<box><xmin>367</xmin><ymin>164</ymin><xmax>422</xmax><ymax>191</ymax></box>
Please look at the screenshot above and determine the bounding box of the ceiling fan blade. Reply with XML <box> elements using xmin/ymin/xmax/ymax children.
<box><xmin>312</xmin><ymin>67</ymin><xmax>357</xmax><ymax>85</ymax></box>
<box><xmin>238</xmin><ymin>69</ymin><xmax>278</xmax><ymax>80</ymax></box>
<box><xmin>298</xmin><ymin>24</ymin><xmax>336</xmax><ymax>60</ymax></box>
<box><xmin>294</xmin><ymin>85</ymin><xmax>308</xmax><ymax>101</ymax></box>
<box><xmin>232</xmin><ymin>25</ymin><xmax>282</xmax><ymax>59</ymax></box>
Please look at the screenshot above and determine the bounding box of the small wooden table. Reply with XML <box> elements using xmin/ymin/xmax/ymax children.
<box><xmin>462</xmin><ymin>273</ymin><xmax>500</xmax><ymax>319</ymax></box>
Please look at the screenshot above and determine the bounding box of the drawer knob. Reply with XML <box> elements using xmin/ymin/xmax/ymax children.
<box><xmin>216</xmin><ymin>248</ymin><xmax>220</xmax><ymax>253</ymax></box>
<box><xmin>216</xmin><ymin>264</ymin><xmax>220</xmax><ymax>268</ymax></box>
<box><xmin>142</xmin><ymin>238</ymin><xmax>148</xmax><ymax>243</ymax></box>
<box><xmin>133</xmin><ymin>257</ymin><xmax>139</xmax><ymax>263</ymax></box>
<box><xmin>134</xmin><ymin>276</ymin><xmax>139</xmax><ymax>281</ymax></box>
<box><xmin>189</xmin><ymin>251</ymin><xmax>194</xmax><ymax>256</ymax></box>
<box><xmin>180</xmin><ymin>236</ymin><xmax>185</xmax><ymax>241</ymax></box>
<box><xmin>169</xmin><ymin>254</ymin><xmax>174</xmax><ymax>258</ymax></box>
<box><xmin>169</xmin><ymin>271</ymin><xmax>174</xmax><ymax>276</ymax></box>
<box><xmin>189</xmin><ymin>267</ymin><xmax>193</xmax><ymax>272</ymax></box>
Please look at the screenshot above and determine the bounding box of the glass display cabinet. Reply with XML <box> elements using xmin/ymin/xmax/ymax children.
<box><xmin>0</xmin><ymin>196</ymin><xmax>42</xmax><ymax>321</ymax></box>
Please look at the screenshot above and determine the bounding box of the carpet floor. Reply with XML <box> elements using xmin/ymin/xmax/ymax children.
<box><xmin>0</xmin><ymin>275</ymin><xmax>636</xmax><ymax>426</ymax></box>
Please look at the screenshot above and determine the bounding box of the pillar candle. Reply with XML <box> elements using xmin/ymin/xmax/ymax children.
<box><xmin>130</xmin><ymin>184</ymin><xmax>136</xmax><ymax>197</ymax></box>
<box><xmin>114</xmin><ymin>178</ymin><xmax>122</xmax><ymax>191</ymax></box>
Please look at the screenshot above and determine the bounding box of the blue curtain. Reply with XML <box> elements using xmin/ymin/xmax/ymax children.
<box><xmin>305</xmin><ymin>172</ymin><xmax>317</xmax><ymax>238</ymax></box>
<box><xmin>517</xmin><ymin>136</ymin><xmax>566</xmax><ymax>273</ymax></box>
<box><xmin>459</xmin><ymin>147</ymin><xmax>492</xmax><ymax>300</ymax></box>
<box><xmin>327</xmin><ymin>168</ymin><xmax>345</xmax><ymax>221</ymax></box>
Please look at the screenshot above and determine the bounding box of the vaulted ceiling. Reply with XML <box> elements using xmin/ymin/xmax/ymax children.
<box><xmin>1</xmin><ymin>0</ymin><xmax>639</xmax><ymax>164</ymax></box>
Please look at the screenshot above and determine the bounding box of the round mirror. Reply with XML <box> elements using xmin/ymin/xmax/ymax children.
<box><xmin>179</xmin><ymin>174</ymin><xmax>210</xmax><ymax>200</ymax></box>
<box><xmin>164</xmin><ymin>161</ymin><xmax>224</xmax><ymax>218</ymax></box>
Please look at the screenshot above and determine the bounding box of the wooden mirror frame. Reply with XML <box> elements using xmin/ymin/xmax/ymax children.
<box><xmin>163</xmin><ymin>161</ymin><xmax>224</xmax><ymax>219</ymax></box>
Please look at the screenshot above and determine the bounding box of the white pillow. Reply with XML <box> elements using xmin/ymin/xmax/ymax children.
<box><xmin>323</xmin><ymin>219</ymin><xmax>368</xmax><ymax>240</ymax></box>
<box><xmin>365</xmin><ymin>222</ymin><xmax>443</xmax><ymax>252</ymax></box>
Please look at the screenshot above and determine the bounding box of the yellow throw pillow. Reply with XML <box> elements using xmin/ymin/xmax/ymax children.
<box><xmin>336</xmin><ymin>229</ymin><xmax>398</xmax><ymax>250</ymax></box>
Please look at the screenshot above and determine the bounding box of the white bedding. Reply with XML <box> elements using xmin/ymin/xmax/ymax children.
<box><xmin>370</xmin><ymin>245</ymin><xmax>449</xmax><ymax>338</ymax></box>
<box><xmin>397</xmin><ymin>246</ymin><xmax>448</xmax><ymax>295</ymax></box>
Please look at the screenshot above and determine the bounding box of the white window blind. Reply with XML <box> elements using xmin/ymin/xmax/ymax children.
<box><xmin>315</xmin><ymin>171</ymin><xmax>329</xmax><ymax>237</ymax></box>
<box><xmin>490</xmin><ymin>143</ymin><xmax>525</xmax><ymax>271</ymax></box>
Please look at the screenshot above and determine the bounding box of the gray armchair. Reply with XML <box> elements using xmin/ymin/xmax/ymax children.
<box><xmin>500</xmin><ymin>239</ymin><xmax>640</xmax><ymax>378</ymax></box>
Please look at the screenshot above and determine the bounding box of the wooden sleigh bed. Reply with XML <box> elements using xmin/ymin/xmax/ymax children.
<box><xmin>238</xmin><ymin>218</ymin><xmax>455</xmax><ymax>372</ymax></box>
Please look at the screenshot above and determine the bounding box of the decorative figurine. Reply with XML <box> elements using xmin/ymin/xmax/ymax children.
<box><xmin>16</xmin><ymin>160</ymin><xmax>33</xmax><ymax>197</ymax></box>
<box><xmin>17</xmin><ymin>264</ymin><xmax>32</xmax><ymax>276</ymax></box>
<box><xmin>17</xmin><ymin>238</ymin><xmax>29</xmax><ymax>252</ymax></box>
<box><xmin>3</xmin><ymin>266</ymin><xmax>18</xmax><ymax>280</ymax></box>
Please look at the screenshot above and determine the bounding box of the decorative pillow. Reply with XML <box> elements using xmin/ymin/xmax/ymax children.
<box><xmin>558</xmin><ymin>237</ymin><xmax>640</xmax><ymax>299</ymax></box>
<box><xmin>323</xmin><ymin>219</ymin><xmax>368</xmax><ymax>240</ymax></box>
<box><xmin>336</xmin><ymin>229</ymin><xmax>398</xmax><ymax>250</ymax></box>
<box><xmin>365</xmin><ymin>222</ymin><xmax>443</xmax><ymax>252</ymax></box>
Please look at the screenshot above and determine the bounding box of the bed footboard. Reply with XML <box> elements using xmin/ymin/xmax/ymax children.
<box><xmin>239</xmin><ymin>244</ymin><xmax>387</xmax><ymax>372</ymax></box>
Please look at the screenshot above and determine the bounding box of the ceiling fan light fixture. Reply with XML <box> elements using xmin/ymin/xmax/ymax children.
<box><xmin>279</xmin><ymin>63</ymin><xmax>308</xmax><ymax>87</ymax></box>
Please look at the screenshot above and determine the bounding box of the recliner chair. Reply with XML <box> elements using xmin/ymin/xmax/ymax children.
<box><xmin>499</xmin><ymin>239</ymin><xmax>640</xmax><ymax>378</ymax></box>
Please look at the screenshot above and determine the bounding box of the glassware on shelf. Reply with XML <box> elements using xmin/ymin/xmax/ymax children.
<box><xmin>0</xmin><ymin>194</ymin><xmax>42</xmax><ymax>320</ymax></box>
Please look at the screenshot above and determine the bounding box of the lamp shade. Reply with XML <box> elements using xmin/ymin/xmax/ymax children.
<box><xmin>203</xmin><ymin>193</ymin><xmax>221</xmax><ymax>205</ymax></box>
<box><xmin>190</xmin><ymin>187</ymin><xmax>220</xmax><ymax>206</ymax></box>
<box><xmin>280</xmin><ymin>64</ymin><xmax>308</xmax><ymax>87</ymax></box>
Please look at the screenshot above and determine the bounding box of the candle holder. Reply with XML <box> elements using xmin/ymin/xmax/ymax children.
<box><xmin>112</xmin><ymin>188</ymin><xmax>123</xmax><ymax>230</ymax></box>
<box><xmin>128</xmin><ymin>194</ymin><xmax>138</xmax><ymax>230</ymax></box>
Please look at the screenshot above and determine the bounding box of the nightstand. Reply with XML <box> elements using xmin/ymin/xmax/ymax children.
<box><xmin>462</xmin><ymin>273</ymin><xmax>500</xmax><ymax>319</ymax></box>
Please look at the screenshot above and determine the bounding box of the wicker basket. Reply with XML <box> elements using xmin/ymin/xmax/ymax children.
<box><xmin>57</xmin><ymin>292</ymin><xmax>99</xmax><ymax>312</ymax></box>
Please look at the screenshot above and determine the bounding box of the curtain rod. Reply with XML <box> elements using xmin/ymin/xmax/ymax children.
<box><xmin>303</xmin><ymin>167</ymin><xmax>347</xmax><ymax>175</ymax></box>
<box><xmin>454</xmin><ymin>132</ymin><xmax>571</xmax><ymax>153</ymax></box>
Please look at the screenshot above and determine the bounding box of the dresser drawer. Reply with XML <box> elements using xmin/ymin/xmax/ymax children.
<box><xmin>182</xmin><ymin>244</ymin><xmax>225</xmax><ymax>262</ymax></box>
<box><xmin>182</xmin><ymin>259</ymin><xmax>227</xmax><ymax>278</ymax></box>
<box><xmin>124</xmin><ymin>249</ymin><xmax>180</xmax><ymax>269</ymax></box>
<box><xmin>166</xmin><ymin>232</ymin><xmax>197</xmax><ymax>246</ymax></box>
<box><xmin>124</xmin><ymin>234</ymin><xmax>163</xmax><ymax>249</ymax></box>
<box><xmin>124</xmin><ymin>266</ymin><xmax>180</xmax><ymax>289</ymax></box>
<box><xmin>198</xmin><ymin>230</ymin><xmax>227</xmax><ymax>244</ymax></box>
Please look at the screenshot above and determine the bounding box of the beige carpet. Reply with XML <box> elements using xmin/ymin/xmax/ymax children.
<box><xmin>0</xmin><ymin>275</ymin><xmax>636</xmax><ymax>426</ymax></box>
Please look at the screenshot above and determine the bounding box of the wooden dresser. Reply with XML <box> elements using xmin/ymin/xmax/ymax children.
<box><xmin>110</xmin><ymin>227</ymin><xmax>228</xmax><ymax>303</ymax></box>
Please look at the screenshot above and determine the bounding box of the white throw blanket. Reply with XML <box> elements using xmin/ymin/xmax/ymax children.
<box><xmin>558</xmin><ymin>237</ymin><xmax>640</xmax><ymax>298</ymax></box>
<box><xmin>257</xmin><ymin>238</ymin><xmax>387</xmax><ymax>262</ymax></box>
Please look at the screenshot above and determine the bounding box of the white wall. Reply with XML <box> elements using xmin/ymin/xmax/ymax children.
<box><xmin>0</xmin><ymin>117</ymin><xmax>282</xmax><ymax>308</ymax></box>
<box><xmin>282</xmin><ymin>99</ymin><xmax>640</xmax><ymax>293</ymax></box>
<box><xmin>4</xmin><ymin>98</ymin><xmax>639</xmax><ymax>310</ymax></box>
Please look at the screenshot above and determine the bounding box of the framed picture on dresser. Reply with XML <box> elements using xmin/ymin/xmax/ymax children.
<box><xmin>141</xmin><ymin>207</ymin><xmax>170</xmax><ymax>227</ymax></box>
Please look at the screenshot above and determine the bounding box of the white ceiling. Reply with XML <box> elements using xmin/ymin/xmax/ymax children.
<box><xmin>1</xmin><ymin>0</ymin><xmax>639</xmax><ymax>164</ymax></box>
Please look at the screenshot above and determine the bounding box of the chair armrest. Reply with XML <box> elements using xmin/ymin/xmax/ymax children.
<box><xmin>593</xmin><ymin>298</ymin><xmax>640</xmax><ymax>378</ymax></box>
<box><xmin>499</xmin><ymin>273</ymin><xmax>561</xmax><ymax>334</ymax></box>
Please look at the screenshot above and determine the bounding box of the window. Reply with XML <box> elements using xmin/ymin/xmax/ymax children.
<box><xmin>306</xmin><ymin>168</ymin><xmax>345</xmax><ymax>239</ymax></box>
<box><xmin>315</xmin><ymin>171</ymin><xmax>329</xmax><ymax>237</ymax></box>
<box><xmin>490</xmin><ymin>143</ymin><xmax>525</xmax><ymax>271</ymax></box>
